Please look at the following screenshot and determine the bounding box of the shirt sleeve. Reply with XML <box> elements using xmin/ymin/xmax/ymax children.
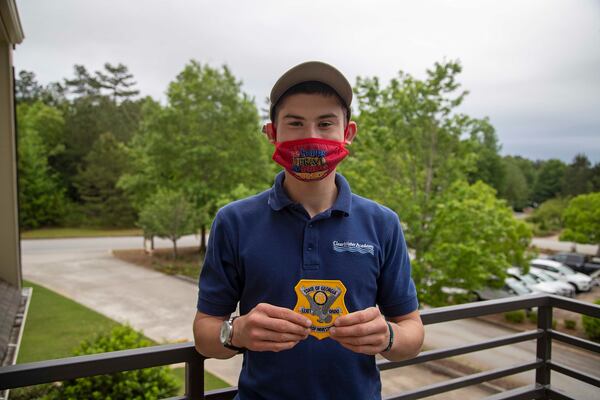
<box><xmin>197</xmin><ymin>209</ymin><xmax>241</xmax><ymax>316</ymax></box>
<box><xmin>377</xmin><ymin>212</ymin><xmax>419</xmax><ymax>317</ymax></box>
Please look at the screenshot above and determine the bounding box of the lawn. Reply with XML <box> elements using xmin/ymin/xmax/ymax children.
<box><xmin>15</xmin><ymin>280</ymin><xmax>229</xmax><ymax>397</ymax></box>
<box><xmin>21</xmin><ymin>227</ymin><xmax>143</xmax><ymax>240</ymax></box>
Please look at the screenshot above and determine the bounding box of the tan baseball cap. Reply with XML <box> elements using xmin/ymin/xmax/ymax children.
<box><xmin>269</xmin><ymin>61</ymin><xmax>353</xmax><ymax>121</ymax></box>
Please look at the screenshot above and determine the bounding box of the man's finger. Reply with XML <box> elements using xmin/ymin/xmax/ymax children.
<box><xmin>334</xmin><ymin>307</ymin><xmax>380</xmax><ymax>327</ymax></box>
<box><xmin>259</xmin><ymin>315</ymin><xmax>311</xmax><ymax>336</ymax></box>
<box><xmin>259</xmin><ymin>303</ymin><xmax>312</xmax><ymax>327</ymax></box>
<box><xmin>330</xmin><ymin>319</ymin><xmax>383</xmax><ymax>338</ymax></box>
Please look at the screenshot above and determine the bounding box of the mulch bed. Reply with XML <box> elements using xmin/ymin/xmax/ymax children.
<box><xmin>113</xmin><ymin>246</ymin><xmax>204</xmax><ymax>280</ymax></box>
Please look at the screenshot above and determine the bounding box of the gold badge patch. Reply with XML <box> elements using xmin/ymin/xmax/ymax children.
<box><xmin>293</xmin><ymin>279</ymin><xmax>348</xmax><ymax>340</ymax></box>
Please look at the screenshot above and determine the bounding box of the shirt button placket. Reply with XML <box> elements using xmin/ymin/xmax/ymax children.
<box><xmin>303</xmin><ymin>220</ymin><xmax>320</xmax><ymax>270</ymax></box>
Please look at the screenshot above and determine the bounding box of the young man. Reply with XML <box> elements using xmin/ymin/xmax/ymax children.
<box><xmin>193</xmin><ymin>61</ymin><xmax>424</xmax><ymax>399</ymax></box>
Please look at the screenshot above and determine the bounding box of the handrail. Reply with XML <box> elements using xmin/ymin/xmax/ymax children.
<box><xmin>1</xmin><ymin>294</ymin><xmax>598</xmax><ymax>399</ymax></box>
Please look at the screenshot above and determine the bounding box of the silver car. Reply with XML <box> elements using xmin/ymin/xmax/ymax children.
<box><xmin>529</xmin><ymin>267</ymin><xmax>575</xmax><ymax>297</ymax></box>
<box><xmin>507</xmin><ymin>267</ymin><xmax>571</xmax><ymax>297</ymax></box>
<box><xmin>531</xmin><ymin>259</ymin><xmax>592</xmax><ymax>293</ymax></box>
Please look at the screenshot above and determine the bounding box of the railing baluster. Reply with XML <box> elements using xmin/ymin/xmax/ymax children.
<box><xmin>186</xmin><ymin>350</ymin><xmax>205</xmax><ymax>400</ymax></box>
<box><xmin>536</xmin><ymin>304</ymin><xmax>553</xmax><ymax>387</ymax></box>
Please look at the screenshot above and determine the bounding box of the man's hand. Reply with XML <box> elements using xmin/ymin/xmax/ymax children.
<box><xmin>329</xmin><ymin>307</ymin><xmax>389</xmax><ymax>355</ymax></box>
<box><xmin>233</xmin><ymin>303</ymin><xmax>312</xmax><ymax>352</ymax></box>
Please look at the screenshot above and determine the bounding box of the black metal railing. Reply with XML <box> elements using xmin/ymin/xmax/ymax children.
<box><xmin>1</xmin><ymin>293</ymin><xmax>598</xmax><ymax>399</ymax></box>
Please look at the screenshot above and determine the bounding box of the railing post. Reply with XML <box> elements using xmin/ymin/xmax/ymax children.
<box><xmin>536</xmin><ymin>304</ymin><xmax>553</xmax><ymax>387</ymax></box>
<box><xmin>186</xmin><ymin>350</ymin><xmax>205</xmax><ymax>400</ymax></box>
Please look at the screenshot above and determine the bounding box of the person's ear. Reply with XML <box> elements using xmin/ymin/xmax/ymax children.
<box><xmin>344</xmin><ymin>121</ymin><xmax>358</xmax><ymax>145</ymax></box>
<box><xmin>264</xmin><ymin>122</ymin><xmax>277</xmax><ymax>144</ymax></box>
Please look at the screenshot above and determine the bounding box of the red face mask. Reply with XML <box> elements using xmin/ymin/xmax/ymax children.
<box><xmin>272</xmin><ymin>137</ymin><xmax>349</xmax><ymax>181</ymax></box>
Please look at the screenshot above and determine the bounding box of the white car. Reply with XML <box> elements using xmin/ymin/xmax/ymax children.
<box><xmin>528</xmin><ymin>267</ymin><xmax>576</xmax><ymax>297</ymax></box>
<box><xmin>530</xmin><ymin>259</ymin><xmax>592</xmax><ymax>293</ymax></box>
<box><xmin>507</xmin><ymin>267</ymin><xmax>569</xmax><ymax>296</ymax></box>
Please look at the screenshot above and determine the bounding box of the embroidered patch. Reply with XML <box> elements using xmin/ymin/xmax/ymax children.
<box><xmin>332</xmin><ymin>240</ymin><xmax>375</xmax><ymax>255</ymax></box>
<box><xmin>293</xmin><ymin>279</ymin><xmax>348</xmax><ymax>340</ymax></box>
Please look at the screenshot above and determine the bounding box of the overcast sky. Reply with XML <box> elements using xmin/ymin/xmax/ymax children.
<box><xmin>14</xmin><ymin>0</ymin><xmax>600</xmax><ymax>163</ymax></box>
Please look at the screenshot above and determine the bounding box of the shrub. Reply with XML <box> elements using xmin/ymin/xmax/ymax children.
<box><xmin>526</xmin><ymin>310</ymin><xmax>557</xmax><ymax>328</ymax></box>
<box><xmin>526</xmin><ymin>198</ymin><xmax>568</xmax><ymax>236</ymax></box>
<box><xmin>564</xmin><ymin>319</ymin><xmax>577</xmax><ymax>330</ymax></box>
<box><xmin>9</xmin><ymin>384</ymin><xmax>53</xmax><ymax>400</ymax></box>
<box><xmin>45</xmin><ymin>325</ymin><xmax>178</xmax><ymax>400</ymax></box>
<box><xmin>504</xmin><ymin>310</ymin><xmax>525</xmax><ymax>323</ymax></box>
<box><xmin>527</xmin><ymin>310</ymin><xmax>537</xmax><ymax>324</ymax></box>
<box><xmin>582</xmin><ymin>299</ymin><xmax>600</xmax><ymax>342</ymax></box>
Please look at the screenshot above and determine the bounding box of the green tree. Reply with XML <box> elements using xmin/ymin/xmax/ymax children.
<box><xmin>562</xmin><ymin>153</ymin><xmax>593</xmax><ymax>197</ymax></box>
<box><xmin>94</xmin><ymin>63</ymin><xmax>140</xmax><ymax>103</ymax></box>
<box><xmin>560</xmin><ymin>192</ymin><xmax>600</xmax><ymax>256</ymax></box>
<box><xmin>500</xmin><ymin>157</ymin><xmax>529</xmax><ymax>210</ymax></box>
<box><xmin>57</xmin><ymin>64</ymin><xmax>143</xmax><ymax>201</ymax></box>
<box><xmin>417</xmin><ymin>181</ymin><xmax>531</xmax><ymax>306</ymax></box>
<box><xmin>592</xmin><ymin>162</ymin><xmax>600</xmax><ymax>191</ymax></box>
<box><xmin>15</xmin><ymin>70</ymin><xmax>43</xmax><ymax>103</ymax></box>
<box><xmin>15</xmin><ymin>70</ymin><xmax>67</xmax><ymax>106</ymax></box>
<box><xmin>533</xmin><ymin>159</ymin><xmax>566</xmax><ymax>204</ymax></box>
<box><xmin>121</xmin><ymin>61</ymin><xmax>273</xmax><ymax>250</ymax></box>
<box><xmin>341</xmin><ymin>61</ymin><xmax>477</xmax><ymax>256</ymax></box>
<box><xmin>339</xmin><ymin>60</ymin><xmax>531</xmax><ymax>305</ymax></box>
<box><xmin>64</xmin><ymin>64</ymin><xmax>101</xmax><ymax>98</ymax></box>
<box><xmin>45</xmin><ymin>325</ymin><xmax>178</xmax><ymax>400</ymax></box>
<box><xmin>138</xmin><ymin>189</ymin><xmax>196</xmax><ymax>258</ymax></box>
<box><xmin>74</xmin><ymin>132</ymin><xmax>136</xmax><ymax>227</ymax></box>
<box><xmin>466</xmin><ymin>118</ymin><xmax>505</xmax><ymax>194</ymax></box>
<box><xmin>17</xmin><ymin>103</ymin><xmax>66</xmax><ymax>229</ymax></box>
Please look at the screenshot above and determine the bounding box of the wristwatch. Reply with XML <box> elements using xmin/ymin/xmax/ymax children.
<box><xmin>220</xmin><ymin>316</ymin><xmax>245</xmax><ymax>352</ymax></box>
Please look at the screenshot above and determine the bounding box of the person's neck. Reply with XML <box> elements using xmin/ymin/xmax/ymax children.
<box><xmin>282</xmin><ymin>171</ymin><xmax>338</xmax><ymax>219</ymax></box>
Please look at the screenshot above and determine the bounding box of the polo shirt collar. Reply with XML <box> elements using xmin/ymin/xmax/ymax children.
<box><xmin>268</xmin><ymin>171</ymin><xmax>352</xmax><ymax>216</ymax></box>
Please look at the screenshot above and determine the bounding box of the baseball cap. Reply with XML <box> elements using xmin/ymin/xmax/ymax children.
<box><xmin>269</xmin><ymin>61</ymin><xmax>353</xmax><ymax>121</ymax></box>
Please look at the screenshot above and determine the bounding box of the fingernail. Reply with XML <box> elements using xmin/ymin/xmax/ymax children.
<box><xmin>305</xmin><ymin>319</ymin><xmax>312</xmax><ymax>326</ymax></box>
<box><xmin>330</xmin><ymin>327</ymin><xmax>336</xmax><ymax>334</ymax></box>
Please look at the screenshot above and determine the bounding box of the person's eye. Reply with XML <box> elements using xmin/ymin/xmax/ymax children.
<box><xmin>319</xmin><ymin>121</ymin><xmax>333</xmax><ymax>128</ymax></box>
<box><xmin>288</xmin><ymin>121</ymin><xmax>303</xmax><ymax>127</ymax></box>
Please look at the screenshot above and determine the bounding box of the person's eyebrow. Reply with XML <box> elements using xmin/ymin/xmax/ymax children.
<box><xmin>283</xmin><ymin>114</ymin><xmax>305</xmax><ymax>120</ymax></box>
<box><xmin>317</xmin><ymin>113</ymin><xmax>339</xmax><ymax>120</ymax></box>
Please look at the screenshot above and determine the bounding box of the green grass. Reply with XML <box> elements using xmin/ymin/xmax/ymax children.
<box><xmin>18</xmin><ymin>280</ymin><xmax>121</xmax><ymax>363</ymax></box>
<box><xmin>21</xmin><ymin>227</ymin><xmax>143</xmax><ymax>240</ymax></box>
<box><xmin>17</xmin><ymin>280</ymin><xmax>229</xmax><ymax>394</ymax></box>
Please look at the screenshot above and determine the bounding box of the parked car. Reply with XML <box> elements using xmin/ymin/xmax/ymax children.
<box><xmin>507</xmin><ymin>267</ymin><xmax>570</xmax><ymax>297</ymax></box>
<box><xmin>528</xmin><ymin>267</ymin><xmax>576</xmax><ymax>297</ymax></box>
<box><xmin>590</xmin><ymin>269</ymin><xmax>600</xmax><ymax>287</ymax></box>
<box><xmin>548</xmin><ymin>252</ymin><xmax>600</xmax><ymax>275</ymax></box>
<box><xmin>530</xmin><ymin>259</ymin><xmax>592</xmax><ymax>293</ymax></box>
<box><xmin>472</xmin><ymin>276</ymin><xmax>536</xmax><ymax>301</ymax></box>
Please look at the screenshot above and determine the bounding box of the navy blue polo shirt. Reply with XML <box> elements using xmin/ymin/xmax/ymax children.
<box><xmin>197</xmin><ymin>171</ymin><xmax>418</xmax><ymax>400</ymax></box>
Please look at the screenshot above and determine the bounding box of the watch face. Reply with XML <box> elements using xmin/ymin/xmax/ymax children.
<box><xmin>220</xmin><ymin>320</ymin><xmax>231</xmax><ymax>345</ymax></box>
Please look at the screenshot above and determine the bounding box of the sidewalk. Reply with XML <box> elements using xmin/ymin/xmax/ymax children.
<box><xmin>531</xmin><ymin>235</ymin><xmax>598</xmax><ymax>255</ymax></box>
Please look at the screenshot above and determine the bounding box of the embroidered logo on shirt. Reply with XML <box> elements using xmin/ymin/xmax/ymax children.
<box><xmin>332</xmin><ymin>241</ymin><xmax>375</xmax><ymax>255</ymax></box>
<box><xmin>293</xmin><ymin>279</ymin><xmax>348</xmax><ymax>340</ymax></box>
